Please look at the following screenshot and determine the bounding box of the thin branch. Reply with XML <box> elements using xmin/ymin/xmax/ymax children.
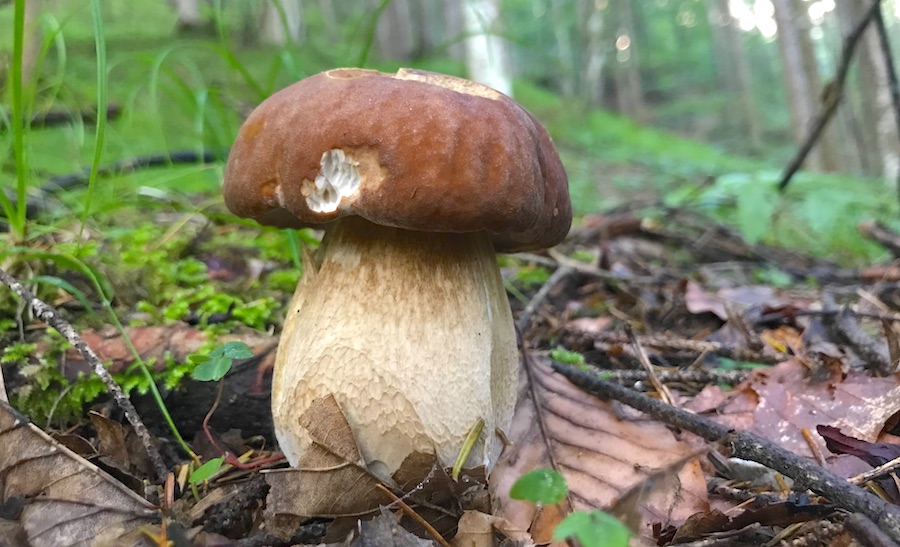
<box><xmin>515</xmin><ymin>265</ymin><xmax>575</xmax><ymax>333</ymax></box>
<box><xmin>0</xmin><ymin>266</ymin><xmax>168</xmax><ymax>483</ymax></box>
<box><xmin>778</xmin><ymin>0</ymin><xmax>883</xmax><ymax>191</ymax></box>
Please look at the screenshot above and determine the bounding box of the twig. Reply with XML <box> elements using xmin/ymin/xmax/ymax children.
<box><xmin>778</xmin><ymin>0</ymin><xmax>883</xmax><ymax>191</ymax></box>
<box><xmin>625</xmin><ymin>325</ymin><xmax>674</xmax><ymax>405</ymax></box>
<box><xmin>550</xmin><ymin>360</ymin><xmax>900</xmax><ymax>543</ymax></box>
<box><xmin>584</xmin><ymin>367</ymin><xmax>749</xmax><ymax>386</ymax></box>
<box><xmin>515</xmin><ymin>265</ymin><xmax>575</xmax><ymax>333</ymax></box>
<box><xmin>581</xmin><ymin>331</ymin><xmax>786</xmax><ymax>365</ymax></box>
<box><xmin>0</xmin><ymin>266</ymin><xmax>168</xmax><ymax>483</ymax></box>
<box><xmin>375</xmin><ymin>484</ymin><xmax>452</xmax><ymax>547</ymax></box>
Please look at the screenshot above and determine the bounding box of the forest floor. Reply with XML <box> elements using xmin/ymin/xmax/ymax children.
<box><xmin>4</xmin><ymin>180</ymin><xmax>900</xmax><ymax>546</ymax></box>
<box><xmin>4</xmin><ymin>3</ymin><xmax>900</xmax><ymax>546</ymax></box>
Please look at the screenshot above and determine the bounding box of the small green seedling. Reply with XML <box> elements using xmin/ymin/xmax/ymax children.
<box><xmin>553</xmin><ymin>510</ymin><xmax>632</xmax><ymax>546</ymax></box>
<box><xmin>189</xmin><ymin>456</ymin><xmax>225</xmax><ymax>484</ymax></box>
<box><xmin>510</xmin><ymin>468</ymin><xmax>568</xmax><ymax>505</ymax></box>
<box><xmin>510</xmin><ymin>468</ymin><xmax>631</xmax><ymax>547</ymax></box>
<box><xmin>186</xmin><ymin>341</ymin><xmax>254</xmax><ymax>483</ymax></box>
<box><xmin>190</xmin><ymin>341</ymin><xmax>254</xmax><ymax>381</ymax></box>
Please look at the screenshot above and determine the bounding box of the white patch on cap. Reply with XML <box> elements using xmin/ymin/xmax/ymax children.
<box><xmin>306</xmin><ymin>149</ymin><xmax>361</xmax><ymax>213</ymax></box>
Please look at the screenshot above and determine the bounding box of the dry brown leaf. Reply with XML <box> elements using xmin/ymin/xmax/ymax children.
<box><xmin>0</xmin><ymin>401</ymin><xmax>158</xmax><ymax>546</ymax></box>
<box><xmin>490</xmin><ymin>356</ymin><xmax>708</xmax><ymax>544</ymax></box>
<box><xmin>264</xmin><ymin>396</ymin><xmax>390</xmax><ymax>521</ymax></box>
<box><xmin>452</xmin><ymin>510</ymin><xmax>534</xmax><ymax>547</ymax></box>
<box><xmin>686</xmin><ymin>359</ymin><xmax>900</xmax><ymax>459</ymax></box>
<box><xmin>88</xmin><ymin>411</ymin><xmax>130</xmax><ymax>469</ymax></box>
<box><xmin>353</xmin><ymin>508</ymin><xmax>433</xmax><ymax>546</ymax></box>
<box><xmin>684</xmin><ymin>282</ymin><xmax>788</xmax><ymax>320</ymax></box>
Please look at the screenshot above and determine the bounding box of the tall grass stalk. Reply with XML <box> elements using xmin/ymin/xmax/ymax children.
<box><xmin>77</xmin><ymin>0</ymin><xmax>109</xmax><ymax>242</ymax></box>
<box><xmin>1</xmin><ymin>0</ymin><xmax>30</xmax><ymax>241</ymax></box>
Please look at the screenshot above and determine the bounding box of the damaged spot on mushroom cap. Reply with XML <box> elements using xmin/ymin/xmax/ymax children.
<box><xmin>394</xmin><ymin>68</ymin><xmax>502</xmax><ymax>101</ymax></box>
<box><xmin>305</xmin><ymin>149</ymin><xmax>362</xmax><ymax>213</ymax></box>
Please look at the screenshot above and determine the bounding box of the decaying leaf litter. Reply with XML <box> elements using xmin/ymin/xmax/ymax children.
<box><xmin>6</xmin><ymin>201</ymin><xmax>900</xmax><ymax>545</ymax></box>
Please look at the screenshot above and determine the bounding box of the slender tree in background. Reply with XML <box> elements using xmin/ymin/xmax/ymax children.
<box><xmin>463</xmin><ymin>0</ymin><xmax>513</xmax><ymax>97</ymax></box>
<box><xmin>835</xmin><ymin>1</ymin><xmax>900</xmax><ymax>181</ymax></box>
<box><xmin>21</xmin><ymin>0</ymin><xmax>41</xmax><ymax>88</ymax></box>
<box><xmin>609</xmin><ymin>0</ymin><xmax>647</xmax><ymax>122</ymax></box>
<box><xmin>375</xmin><ymin>0</ymin><xmax>414</xmax><ymax>61</ymax></box>
<box><xmin>550</xmin><ymin>0</ymin><xmax>577</xmax><ymax>97</ymax></box>
<box><xmin>707</xmin><ymin>0</ymin><xmax>761</xmax><ymax>151</ymax></box>
<box><xmin>579</xmin><ymin>0</ymin><xmax>608</xmax><ymax>107</ymax></box>
<box><xmin>171</xmin><ymin>0</ymin><xmax>204</xmax><ymax>32</ymax></box>
<box><xmin>771</xmin><ymin>0</ymin><xmax>840</xmax><ymax>172</ymax></box>
<box><xmin>260</xmin><ymin>0</ymin><xmax>305</xmax><ymax>46</ymax></box>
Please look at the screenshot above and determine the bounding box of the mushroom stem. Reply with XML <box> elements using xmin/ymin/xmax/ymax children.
<box><xmin>272</xmin><ymin>216</ymin><xmax>518</xmax><ymax>479</ymax></box>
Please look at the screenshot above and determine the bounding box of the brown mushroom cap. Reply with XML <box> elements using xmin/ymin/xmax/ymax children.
<box><xmin>223</xmin><ymin>68</ymin><xmax>571</xmax><ymax>252</ymax></box>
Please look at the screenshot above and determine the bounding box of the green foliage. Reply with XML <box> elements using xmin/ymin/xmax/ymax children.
<box><xmin>189</xmin><ymin>456</ymin><xmax>225</xmax><ymax>484</ymax></box>
<box><xmin>510</xmin><ymin>469</ymin><xmax>568</xmax><ymax>505</ymax></box>
<box><xmin>515</xmin><ymin>265</ymin><xmax>550</xmax><ymax>288</ymax></box>
<box><xmin>666</xmin><ymin>171</ymin><xmax>893</xmax><ymax>263</ymax></box>
<box><xmin>190</xmin><ymin>341</ymin><xmax>253</xmax><ymax>382</ymax></box>
<box><xmin>553</xmin><ymin>510</ymin><xmax>632</xmax><ymax>547</ymax></box>
<box><xmin>550</xmin><ymin>347</ymin><xmax>586</xmax><ymax>366</ymax></box>
<box><xmin>510</xmin><ymin>468</ymin><xmax>631</xmax><ymax>547</ymax></box>
<box><xmin>9</xmin><ymin>332</ymin><xmax>104</xmax><ymax>424</ymax></box>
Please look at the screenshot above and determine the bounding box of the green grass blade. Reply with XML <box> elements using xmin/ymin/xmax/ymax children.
<box><xmin>78</xmin><ymin>0</ymin><xmax>109</xmax><ymax>243</ymax></box>
<box><xmin>6</xmin><ymin>0</ymin><xmax>29</xmax><ymax>240</ymax></box>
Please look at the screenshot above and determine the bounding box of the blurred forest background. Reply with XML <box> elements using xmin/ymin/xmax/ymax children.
<box><xmin>2</xmin><ymin>0</ymin><xmax>900</xmax><ymax>261</ymax></box>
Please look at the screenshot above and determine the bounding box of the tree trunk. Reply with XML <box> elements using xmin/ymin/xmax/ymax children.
<box><xmin>375</xmin><ymin>0</ymin><xmax>415</xmax><ymax>61</ymax></box>
<box><xmin>579</xmin><ymin>0</ymin><xmax>607</xmax><ymax>106</ymax></box>
<box><xmin>707</xmin><ymin>0</ymin><xmax>762</xmax><ymax>151</ymax></box>
<box><xmin>610</xmin><ymin>0</ymin><xmax>648</xmax><ymax>122</ymax></box>
<box><xmin>771</xmin><ymin>0</ymin><xmax>840</xmax><ymax>172</ymax></box>
<box><xmin>260</xmin><ymin>0</ymin><xmax>305</xmax><ymax>46</ymax></box>
<box><xmin>444</xmin><ymin>0</ymin><xmax>466</xmax><ymax>61</ymax></box>
<box><xmin>836</xmin><ymin>1</ymin><xmax>900</xmax><ymax>181</ymax></box>
<box><xmin>549</xmin><ymin>0</ymin><xmax>576</xmax><ymax>97</ymax></box>
<box><xmin>171</xmin><ymin>0</ymin><xmax>204</xmax><ymax>31</ymax></box>
<box><xmin>463</xmin><ymin>0</ymin><xmax>513</xmax><ymax>97</ymax></box>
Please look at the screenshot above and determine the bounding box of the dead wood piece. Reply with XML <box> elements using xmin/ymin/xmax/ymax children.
<box><xmin>821</xmin><ymin>294</ymin><xmax>893</xmax><ymax>375</ymax></box>
<box><xmin>845</xmin><ymin>512</ymin><xmax>898</xmax><ymax>547</ymax></box>
<box><xmin>550</xmin><ymin>360</ymin><xmax>900</xmax><ymax>544</ymax></box>
<box><xmin>778</xmin><ymin>0</ymin><xmax>884</xmax><ymax>191</ymax></box>
<box><xmin>232</xmin><ymin>519</ymin><xmax>328</xmax><ymax>547</ymax></box>
<box><xmin>859</xmin><ymin>220</ymin><xmax>900</xmax><ymax>258</ymax></box>
<box><xmin>0</xmin><ymin>266</ymin><xmax>168</xmax><ymax>483</ymax></box>
<box><xmin>588</xmin><ymin>368</ymin><xmax>748</xmax><ymax>387</ymax></box>
<box><xmin>200</xmin><ymin>475</ymin><xmax>269</xmax><ymax>539</ymax></box>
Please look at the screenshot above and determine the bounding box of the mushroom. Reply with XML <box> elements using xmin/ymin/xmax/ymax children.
<box><xmin>223</xmin><ymin>68</ymin><xmax>571</xmax><ymax>480</ymax></box>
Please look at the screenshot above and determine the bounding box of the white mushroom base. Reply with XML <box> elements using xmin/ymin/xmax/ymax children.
<box><xmin>273</xmin><ymin>217</ymin><xmax>518</xmax><ymax>479</ymax></box>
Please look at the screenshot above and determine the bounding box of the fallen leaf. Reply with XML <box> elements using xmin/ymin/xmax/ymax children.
<box><xmin>490</xmin><ymin>355</ymin><xmax>708</xmax><ymax>544</ymax></box>
<box><xmin>452</xmin><ymin>510</ymin><xmax>534</xmax><ymax>547</ymax></box>
<box><xmin>687</xmin><ymin>359</ymin><xmax>900</xmax><ymax>459</ymax></box>
<box><xmin>352</xmin><ymin>508</ymin><xmax>433</xmax><ymax>546</ymax></box>
<box><xmin>0</xmin><ymin>401</ymin><xmax>158</xmax><ymax>546</ymax></box>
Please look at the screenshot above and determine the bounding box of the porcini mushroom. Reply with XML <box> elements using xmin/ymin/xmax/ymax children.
<box><xmin>223</xmin><ymin>68</ymin><xmax>571</xmax><ymax>479</ymax></box>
